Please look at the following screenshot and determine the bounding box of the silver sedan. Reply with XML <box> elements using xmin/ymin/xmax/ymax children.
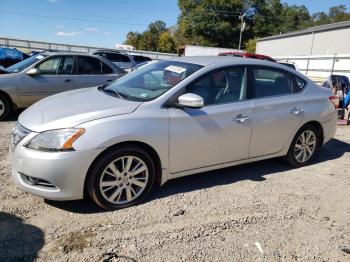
<box><xmin>11</xmin><ymin>56</ymin><xmax>338</xmax><ymax>210</ymax></box>
<box><xmin>0</xmin><ymin>52</ymin><xmax>125</xmax><ymax>120</ymax></box>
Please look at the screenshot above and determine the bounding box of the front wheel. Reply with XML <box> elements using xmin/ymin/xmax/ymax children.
<box><xmin>285</xmin><ymin>125</ymin><xmax>319</xmax><ymax>167</ymax></box>
<box><xmin>87</xmin><ymin>146</ymin><xmax>155</xmax><ymax>210</ymax></box>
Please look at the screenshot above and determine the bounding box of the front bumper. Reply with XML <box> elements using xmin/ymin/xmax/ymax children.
<box><xmin>11</xmin><ymin>133</ymin><xmax>103</xmax><ymax>201</ymax></box>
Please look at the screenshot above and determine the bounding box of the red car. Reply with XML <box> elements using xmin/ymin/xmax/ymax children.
<box><xmin>218</xmin><ymin>52</ymin><xmax>276</xmax><ymax>62</ymax></box>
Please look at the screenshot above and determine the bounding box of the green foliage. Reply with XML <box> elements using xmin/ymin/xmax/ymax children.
<box><xmin>245</xmin><ymin>38</ymin><xmax>257</xmax><ymax>53</ymax></box>
<box><xmin>124</xmin><ymin>2</ymin><xmax>350</xmax><ymax>53</ymax></box>
<box><xmin>158</xmin><ymin>32</ymin><xmax>177</xmax><ymax>53</ymax></box>
<box><xmin>124</xmin><ymin>20</ymin><xmax>169</xmax><ymax>52</ymax></box>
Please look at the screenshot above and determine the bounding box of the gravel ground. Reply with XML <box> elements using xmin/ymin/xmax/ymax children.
<box><xmin>1</xmin><ymin>117</ymin><xmax>350</xmax><ymax>262</ymax></box>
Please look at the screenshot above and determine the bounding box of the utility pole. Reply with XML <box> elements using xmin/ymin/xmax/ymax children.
<box><xmin>238</xmin><ymin>12</ymin><xmax>246</xmax><ymax>50</ymax></box>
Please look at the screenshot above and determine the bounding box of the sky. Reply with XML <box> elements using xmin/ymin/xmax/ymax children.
<box><xmin>0</xmin><ymin>0</ymin><xmax>349</xmax><ymax>48</ymax></box>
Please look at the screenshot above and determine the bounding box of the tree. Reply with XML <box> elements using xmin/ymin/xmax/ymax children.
<box><xmin>124</xmin><ymin>20</ymin><xmax>169</xmax><ymax>51</ymax></box>
<box><xmin>124</xmin><ymin>31</ymin><xmax>141</xmax><ymax>48</ymax></box>
<box><xmin>177</xmin><ymin>0</ymin><xmax>245</xmax><ymax>48</ymax></box>
<box><xmin>158</xmin><ymin>31</ymin><xmax>176</xmax><ymax>53</ymax></box>
<box><xmin>245</xmin><ymin>38</ymin><xmax>257</xmax><ymax>53</ymax></box>
<box><xmin>123</xmin><ymin>2</ymin><xmax>350</xmax><ymax>53</ymax></box>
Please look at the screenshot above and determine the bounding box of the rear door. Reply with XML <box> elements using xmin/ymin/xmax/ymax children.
<box><xmin>74</xmin><ymin>56</ymin><xmax>118</xmax><ymax>89</ymax></box>
<box><xmin>248</xmin><ymin>66</ymin><xmax>304</xmax><ymax>158</ymax></box>
<box><xmin>18</xmin><ymin>55</ymin><xmax>74</xmax><ymax>106</ymax></box>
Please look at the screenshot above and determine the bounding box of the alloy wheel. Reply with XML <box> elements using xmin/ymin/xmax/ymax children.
<box><xmin>99</xmin><ymin>156</ymin><xmax>149</xmax><ymax>205</ymax></box>
<box><xmin>293</xmin><ymin>130</ymin><xmax>317</xmax><ymax>163</ymax></box>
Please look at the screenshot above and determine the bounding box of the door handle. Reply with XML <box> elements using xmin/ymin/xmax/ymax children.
<box><xmin>235</xmin><ymin>114</ymin><xmax>251</xmax><ymax>123</ymax></box>
<box><xmin>64</xmin><ymin>79</ymin><xmax>72</xmax><ymax>83</ymax></box>
<box><xmin>106</xmin><ymin>79</ymin><xmax>113</xmax><ymax>82</ymax></box>
<box><xmin>290</xmin><ymin>107</ymin><xmax>303</xmax><ymax>115</ymax></box>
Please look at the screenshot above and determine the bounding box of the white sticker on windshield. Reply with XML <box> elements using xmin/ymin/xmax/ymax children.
<box><xmin>35</xmin><ymin>55</ymin><xmax>44</xmax><ymax>60</ymax></box>
<box><xmin>165</xmin><ymin>65</ymin><xmax>186</xmax><ymax>74</ymax></box>
<box><xmin>140</xmin><ymin>93</ymin><xmax>149</xmax><ymax>98</ymax></box>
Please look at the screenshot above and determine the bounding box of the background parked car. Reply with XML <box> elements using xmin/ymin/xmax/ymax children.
<box><xmin>93</xmin><ymin>50</ymin><xmax>151</xmax><ymax>71</ymax></box>
<box><xmin>0</xmin><ymin>52</ymin><xmax>125</xmax><ymax>120</ymax></box>
<box><xmin>0</xmin><ymin>47</ymin><xmax>30</xmax><ymax>68</ymax></box>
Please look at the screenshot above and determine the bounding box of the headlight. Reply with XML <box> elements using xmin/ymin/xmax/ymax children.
<box><xmin>26</xmin><ymin>128</ymin><xmax>85</xmax><ymax>152</ymax></box>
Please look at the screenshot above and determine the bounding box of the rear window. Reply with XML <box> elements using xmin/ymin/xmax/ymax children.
<box><xmin>252</xmin><ymin>67</ymin><xmax>293</xmax><ymax>98</ymax></box>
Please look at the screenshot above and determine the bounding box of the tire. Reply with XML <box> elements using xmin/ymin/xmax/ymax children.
<box><xmin>0</xmin><ymin>93</ymin><xmax>12</xmax><ymax>121</ymax></box>
<box><xmin>87</xmin><ymin>146</ymin><xmax>155</xmax><ymax>210</ymax></box>
<box><xmin>284</xmin><ymin>125</ymin><xmax>320</xmax><ymax>168</ymax></box>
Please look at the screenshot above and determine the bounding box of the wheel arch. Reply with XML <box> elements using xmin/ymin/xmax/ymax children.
<box><xmin>295</xmin><ymin>121</ymin><xmax>324</xmax><ymax>149</ymax></box>
<box><xmin>84</xmin><ymin>140</ymin><xmax>163</xmax><ymax>196</ymax></box>
<box><xmin>0</xmin><ymin>89</ymin><xmax>14</xmax><ymax>109</ymax></box>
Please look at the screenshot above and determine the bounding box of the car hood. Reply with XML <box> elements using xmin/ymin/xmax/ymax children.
<box><xmin>19</xmin><ymin>87</ymin><xmax>142</xmax><ymax>132</ymax></box>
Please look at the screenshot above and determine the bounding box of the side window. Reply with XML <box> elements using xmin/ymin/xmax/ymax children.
<box><xmin>185</xmin><ymin>67</ymin><xmax>246</xmax><ymax>106</ymax></box>
<box><xmin>101</xmin><ymin>62</ymin><xmax>113</xmax><ymax>74</ymax></box>
<box><xmin>37</xmin><ymin>57</ymin><xmax>60</xmax><ymax>75</ymax></box>
<box><xmin>293</xmin><ymin>76</ymin><xmax>306</xmax><ymax>93</ymax></box>
<box><xmin>120</xmin><ymin>54</ymin><xmax>131</xmax><ymax>63</ymax></box>
<box><xmin>252</xmin><ymin>67</ymin><xmax>292</xmax><ymax>98</ymax></box>
<box><xmin>106</xmin><ymin>53</ymin><xmax>121</xmax><ymax>62</ymax></box>
<box><xmin>57</xmin><ymin>56</ymin><xmax>73</xmax><ymax>75</ymax></box>
<box><xmin>77</xmin><ymin>56</ymin><xmax>101</xmax><ymax>74</ymax></box>
<box><xmin>37</xmin><ymin>56</ymin><xmax>73</xmax><ymax>75</ymax></box>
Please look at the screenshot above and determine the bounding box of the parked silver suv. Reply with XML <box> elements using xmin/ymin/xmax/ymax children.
<box><xmin>11</xmin><ymin>57</ymin><xmax>338</xmax><ymax>210</ymax></box>
<box><xmin>0</xmin><ymin>52</ymin><xmax>126</xmax><ymax>120</ymax></box>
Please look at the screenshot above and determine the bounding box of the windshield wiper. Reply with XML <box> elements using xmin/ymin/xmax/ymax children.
<box><xmin>99</xmin><ymin>85</ymin><xmax>128</xmax><ymax>99</ymax></box>
<box><xmin>113</xmin><ymin>90</ymin><xmax>128</xmax><ymax>99</ymax></box>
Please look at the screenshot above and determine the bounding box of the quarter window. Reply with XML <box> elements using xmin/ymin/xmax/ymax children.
<box><xmin>251</xmin><ymin>67</ymin><xmax>292</xmax><ymax>98</ymax></box>
<box><xmin>186</xmin><ymin>67</ymin><xmax>246</xmax><ymax>106</ymax></box>
<box><xmin>293</xmin><ymin>76</ymin><xmax>306</xmax><ymax>93</ymax></box>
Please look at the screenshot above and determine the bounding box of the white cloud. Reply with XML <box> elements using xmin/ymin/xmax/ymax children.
<box><xmin>56</xmin><ymin>31</ymin><xmax>82</xmax><ymax>36</ymax></box>
<box><xmin>104</xmin><ymin>31</ymin><xmax>111</xmax><ymax>35</ymax></box>
<box><xmin>48</xmin><ymin>0</ymin><xmax>58</xmax><ymax>3</ymax></box>
<box><xmin>85</xmin><ymin>27</ymin><xmax>99</xmax><ymax>32</ymax></box>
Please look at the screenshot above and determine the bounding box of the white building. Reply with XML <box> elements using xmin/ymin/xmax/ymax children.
<box><xmin>256</xmin><ymin>21</ymin><xmax>350</xmax><ymax>82</ymax></box>
<box><xmin>256</xmin><ymin>20</ymin><xmax>350</xmax><ymax>57</ymax></box>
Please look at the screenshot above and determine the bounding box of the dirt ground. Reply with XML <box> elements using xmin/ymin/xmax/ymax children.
<box><xmin>1</xmin><ymin>116</ymin><xmax>350</xmax><ymax>262</ymax></box>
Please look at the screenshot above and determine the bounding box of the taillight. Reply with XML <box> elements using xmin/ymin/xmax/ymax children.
<box><xmin>329</xmin><ymin>95</ymin><xmax>339</xmax><ymax>109</ymax></box>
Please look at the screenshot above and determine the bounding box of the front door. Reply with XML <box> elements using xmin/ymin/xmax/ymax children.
<box><xmin>18</xmin><ymin>55</ymin><xmax>74</xmax><ymax>106</ymax></box>
<box><xmin>169</xmin><ymin>66</ymin><xmax>253</xmax><ymax>174</ymax></box>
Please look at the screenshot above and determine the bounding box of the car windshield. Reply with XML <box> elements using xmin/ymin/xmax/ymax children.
<box><xmin>104</xmin><ymin>60</ymin><xmax>203</xmax><ymax>101</ymax></box>
<box><xmin>6</xmin><ymin>54</ymin><xmax>47</xmax><ymax>73</ymax></box>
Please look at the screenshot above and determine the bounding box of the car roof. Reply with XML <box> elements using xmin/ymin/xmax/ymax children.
<box><xmin>41</xmin><ymin>51</ymin><xmax>99</xmax><ymax>57</ymax></box>
<box><xmin>40</xmin><ymin>51</ymin><xmax>125</xmax><ymax>73</ymax></box>
<box><xmin>166</xmin><ymin>56</ymin><xmax>307</xmax><ymax>80</ymax></box>
<box><xmin>166</xmin><ymin>56</ymin><xmax>276</xmax><ymax>67</ymax></box>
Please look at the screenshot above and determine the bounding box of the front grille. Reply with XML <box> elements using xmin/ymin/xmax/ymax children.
<box><xmin>11</xmin><ymin>122</ymin><xmax>31</xmax><ymax>148</ymax></box>
<box><xmin>21</xmin><ymin>173</ymin><xmax>57</xmax><ymax>189</ymax></box>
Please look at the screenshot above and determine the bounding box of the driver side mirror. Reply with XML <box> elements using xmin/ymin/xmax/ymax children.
<box><xmin>177</xmin><ymin>93</ymin><xmax>204</xmax><ymax>109</ymax></box>
<box><xmin>26</xmin><ymin>68</ymin><xmax>39</xmax><ymax>76</ymax></box>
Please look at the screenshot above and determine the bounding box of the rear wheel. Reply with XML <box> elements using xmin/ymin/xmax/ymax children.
<box><xmin>87</xmin><ymin>146</ymin><xmax>155</xmax><ymax>210</ymax></box>
<box><xmin>285</xmin><ymin>125</ymin><xmax>319</xmax><ymax>167</ymax></box>
<box><xmin>0</xmin><ymin>93</ymin><xmax>11</xmax><ymax>121</ymax></box>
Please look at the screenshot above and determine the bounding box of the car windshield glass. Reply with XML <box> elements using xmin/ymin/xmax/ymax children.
<box><xmin>104</xmin><ymin>60</ymin><xmax>203</xmax><ymax>101</ymax></box>
<box><xmin>6</xmin><ymin>54</ymin><xmax>47</xmax><ymax>73</ymax></box>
